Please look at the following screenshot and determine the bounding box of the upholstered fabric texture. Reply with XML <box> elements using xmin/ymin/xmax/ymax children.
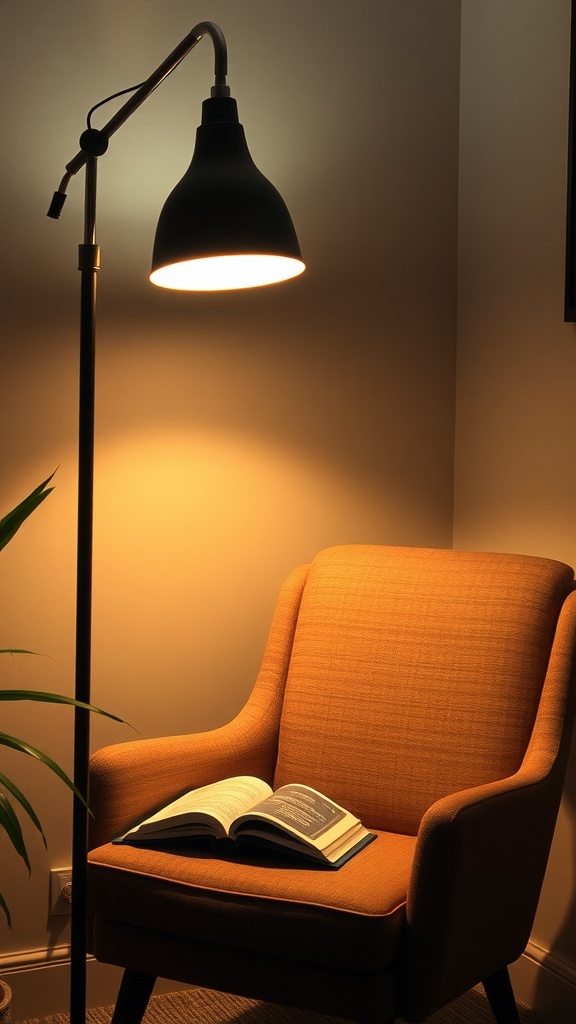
<box><xmin>273</xmin><ymin>546</ymin><xmax>573</xmax><ymax>833</ymax></box>
<box><xmin>89</xmin><ymin>828</ymin><xmax>415</xmax><ymax>973</ymax></box>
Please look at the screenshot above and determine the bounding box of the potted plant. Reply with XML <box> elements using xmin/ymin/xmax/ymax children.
<box><xmin>1</xmin><ymin>473</ymin><xmax>123</xmax><ymax>933</ymax></box>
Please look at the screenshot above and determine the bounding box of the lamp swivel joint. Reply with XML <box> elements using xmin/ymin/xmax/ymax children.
<box><xmin>79</xmin><ymin>129</ymin><xmax>109</xmax><ymax>158</ymax></box>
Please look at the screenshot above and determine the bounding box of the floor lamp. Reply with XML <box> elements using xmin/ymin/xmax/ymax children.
<box><xmin>47</xmin><ymin>20</ymin><xmax>305</xmax><ymax>1023</ymax></box>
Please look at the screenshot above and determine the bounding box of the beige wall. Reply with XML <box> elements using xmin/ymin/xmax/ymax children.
<box><xmin>455</xmin><ymin>1</ymin><xmax>576</xmax><ymax>1019</ymax></box>
<box><xmin>0</xmin><ymin>0</ymin><xmax>459</xmax><ymax>1008</ymax></box>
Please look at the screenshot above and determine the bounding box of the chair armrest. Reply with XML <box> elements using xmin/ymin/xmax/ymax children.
<box><xmin>88</xmin><ymin>714</ymin><xmax>275</xmax><ymax>849</ymax></box>
<box><xmin>89</xmin><ymin>712</ymin><xmax>273</xmax><ymax>848</ymax></box>
<box><xmin>401</xmin><ymin>762</ymin><xmax>566</xmax><ymax>1020</ymax></box>
<box><xmin>400</xmin><ymin>587</ymin><xmax>576</xmax><ymax>1021</ymax></box>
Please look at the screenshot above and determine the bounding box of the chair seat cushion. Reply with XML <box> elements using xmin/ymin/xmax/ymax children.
<box><xmin>88</xmin><ymin>829</ymin><xmax>416</xmax><ymax>973</ymax></box>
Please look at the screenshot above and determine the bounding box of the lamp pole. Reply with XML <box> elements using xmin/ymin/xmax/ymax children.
<box><xmin>69</xmin><ymin>147</ymin><xmax>100</xmax><ymax>1023</ymax></box>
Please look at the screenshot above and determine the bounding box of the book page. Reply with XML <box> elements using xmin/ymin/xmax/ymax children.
<box><xmin>246</xmin><ymin>784</ymin><xmax>347</xmax><ymax>840</ymax></box>
<box><xmin>128</xmin><ymin>776</ymin><xmax>272</xmax><ymax>836</ymax></box>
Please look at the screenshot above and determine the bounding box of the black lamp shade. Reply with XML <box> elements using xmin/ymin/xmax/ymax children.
<box><xmin>150</xmin><ymin>96</ymin><xmax>305</xmax><ymax>290</ymax></box>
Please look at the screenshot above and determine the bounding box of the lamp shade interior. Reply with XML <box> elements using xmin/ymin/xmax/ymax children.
<box><xmin>150</xmin><ymin>96</ymin><xmax>305</xmax><ymax>291</ymax></box>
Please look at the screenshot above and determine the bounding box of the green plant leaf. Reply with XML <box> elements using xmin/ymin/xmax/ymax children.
<box><xmin>0</xmin><ymin>893</ymin><xmax>12</xmax><ymax>929</ymax></box>
<box><xmin>0</xmin><ymin>793</ymin><xmax>31</xmax><ymax>873</ymax></box>
<box><xmin>0</xmin><ymin>471</ymin><xmax>56</xmax><ymax>553</ymax></box>
<box><xmin>0</xmin><ymin>732</ymin><xmax>88</xmax><ymax>807</ymax></box>
<box><xmin>0</xmin><ymin>650</ymin><xmax>40</xmax><ymax>656</ymax></box>
<box><xmin>0</xmin><ymin>473</ymin><xmax>129</xmax><ymax>930</ymax></box>
<box><xmin>0</xmin><ymin>771</ymin><xmax>46</xmax><ymax>847</ymax></box>
<box><xmin>0</xmin><ymin>689</ymin><xmax>126</xmax><ymax>725</ymax></box>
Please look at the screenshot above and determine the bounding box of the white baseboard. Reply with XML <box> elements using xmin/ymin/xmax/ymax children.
<box><xmin>510</xmin><ymin>941</ymin><xmax>576</xmax><ymax>1024</ymax></box>
<box><xmin>2</xmin><ymin>940</ymin><xmax>576</xmax><ymax>1024</ymax></box>
<box><xmin>0</xmin><ymin>947</ymin><xmax>189</xmax><ymax>1024</ymax></box>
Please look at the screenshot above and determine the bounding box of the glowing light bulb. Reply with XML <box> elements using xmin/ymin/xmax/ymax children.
<box><xmin>150</xmin><ymin>253</ymin><xmax>306</xmax><ymax>291</ymax></box>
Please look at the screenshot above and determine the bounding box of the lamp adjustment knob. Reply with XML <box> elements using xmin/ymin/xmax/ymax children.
<box><xmin>79</xmin><ymin>128</ymin><xmax>109</xmax><ymax>157</ymax></box>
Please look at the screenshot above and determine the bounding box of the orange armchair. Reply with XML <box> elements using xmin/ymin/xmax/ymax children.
<box><xmin>87</xmin><ymin>545</ymin><xmax>576</xmax><ymax>1023</ymax></box>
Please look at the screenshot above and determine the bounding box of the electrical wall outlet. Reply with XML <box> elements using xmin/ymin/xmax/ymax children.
<box><xmin>50</xmin><ymin>867</ymin><xmax>73</xmax><ymax>915</ymax></box>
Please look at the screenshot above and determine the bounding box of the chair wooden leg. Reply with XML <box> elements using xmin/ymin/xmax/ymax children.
<box><xmin>110</xmin><ymin>968</ymin><xmax>157</xmax><ymax>1024</ymax></box>
<box><xmin>482</xmin><ymin>966</ymin><xmax>521</xmax><ymax>1024</ymax></box>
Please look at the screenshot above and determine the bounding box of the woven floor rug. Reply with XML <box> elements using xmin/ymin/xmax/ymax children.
<box><xmin>20</xmin><ymin>983</ymin><xmax>546</xmax><ymax>1024</ymax></box>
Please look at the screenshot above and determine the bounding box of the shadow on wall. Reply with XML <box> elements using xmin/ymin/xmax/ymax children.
<box><xmin>534</xmin><ymin>735</ymin><xmax>576</xmax><ymax>1021</ymax></box>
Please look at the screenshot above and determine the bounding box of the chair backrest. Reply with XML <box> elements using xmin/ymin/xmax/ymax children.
<box><xmin>273</xmin><ymin>545</ymin><xmax>574</xmax><ymax>834</ymax></box>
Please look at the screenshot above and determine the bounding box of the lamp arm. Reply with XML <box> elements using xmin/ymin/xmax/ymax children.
<box><xmin>47</xmin><ymin>20</ymin><xmax>228</xmax><ymax>217</ymax></box>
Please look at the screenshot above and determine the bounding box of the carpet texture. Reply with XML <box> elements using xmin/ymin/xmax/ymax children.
<box><xmin>20</xmin><ymin>984</ymin><xmax>546</xmax><ymax>1024</ymax></box>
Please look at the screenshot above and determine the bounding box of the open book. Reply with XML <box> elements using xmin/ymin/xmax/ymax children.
<box><xmin>115</xmin><ymin>776</ymin><xmax>376</xmax><ymax>868</ymax></box>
